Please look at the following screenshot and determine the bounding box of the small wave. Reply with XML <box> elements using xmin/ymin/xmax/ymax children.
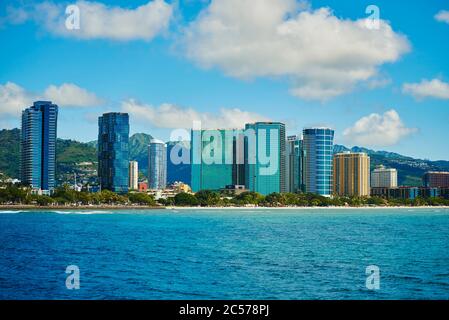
<box><xmin>0</xmin><ymin>210</ymin><xmax>28</xmax><ymax>214</ymax></box>
<box><xmin>51</xmin><ymin>210</ymin><xmax>113</xmax><ymax>215</ymax></box>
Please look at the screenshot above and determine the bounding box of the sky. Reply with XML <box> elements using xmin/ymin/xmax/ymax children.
<box><xmin>0</xmin><ymin>0</ymin><xmax>448</xmax><ymax>160</ymax></box>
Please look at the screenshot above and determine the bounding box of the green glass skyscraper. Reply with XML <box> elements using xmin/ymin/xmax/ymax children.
<box><xmin>245</xmin><ymin>122</ymin><xmax>286</xmax><ymax>195</ymax></box>
<box><xmin>191</xmin><ymin>129</ymin><xmax>244</xmax><ymax>192</ymax></box>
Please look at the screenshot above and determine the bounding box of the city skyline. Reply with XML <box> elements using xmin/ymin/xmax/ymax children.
<box><xmin>0</xmin><ymin>0</ymin><xmax>449</xmax><ymax>161</ymax></box>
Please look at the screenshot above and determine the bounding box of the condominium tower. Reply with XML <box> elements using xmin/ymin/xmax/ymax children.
<box><xmin>333</xmin><ymin>152</ymin><xmax>370</xmax><ymax>197</ymax></box>
<box><xmin>303</xmin><ymin>128</ymin><xmax>334</xmax><ymax>197</ymax></box>
<box><xmin>148</xmin><ymin>139</ymin><xmax>167</xmax><ymax>190</ymax></box>
<box><xmin>128</xmin><ymin>161</ymin><xmax>139</xmax><ymax>190</ymax></box>
<box><xmin>98</xmin><ymin>112</ymin><xmax>130</xmax><ymax>193</ymax></box>
<box><xmin>371</xmin><ymin>165</ymin><xmax>398</xmax><ymax>188</ymax></box>
<box><xmin>20</xmin><ymin>101</ymin><xmax>58</xmax><ymax>192</ymax></box>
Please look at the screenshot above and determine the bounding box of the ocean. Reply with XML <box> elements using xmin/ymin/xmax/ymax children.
<box><xmin>0</xmin><ymin>208</ymin><xmax>448</xmax><ymax>300</ymax></box>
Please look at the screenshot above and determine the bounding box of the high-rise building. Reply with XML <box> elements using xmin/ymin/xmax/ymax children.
<box><xmin>371</xmin><ymin>165</ymin><xmax>398</xmax><ymax>188</ymax></box>
<box><xmin>148</xmin><ymin>139</ymin><xmax>167</xmax><ymax>190</ymax></box>
<box><xmin>303</xmin><ymin>128</ymin><xmax>334</xmax><ymax>197</ymax></box>
<box><xmin>423</xmin><ymin>171</ymin><xmax>449</xmax><ymax>188</ymax></box>
<box><xmin>286</xmin><ymin>135</ymin><xmax>304</xmax><ymax>193</ymax></box>
<box><xmin>333</xmin><ymin>152</ymin><xmax>370</xmax><ymax>197</ymax></box>
<box><xmin>166</xmin><ymin>141</ymin><xmax>191</xmax><ymax>186</ymax></box>
<box><xmin>245</xmin><ymin>122</ymin><xmax>286</xmax><ymax>195</ymax></box>
<box><xmin>20</xmin><ymin>101</ymin><xmax>58</xmax><ymax>193</ymax></box>
<box><xmin>98</xmin><ymin>112</ymin><xmax>129</xmax><ymax>193</ymax></box>
<box><xmin>191</xmin><ymin>129</ymin><xmax>242</xmax><ymax>192</ymax></box>
<box><xmin>129</xmin><ymin>161</ymin><xmax>138</xmax><ymax>190</ymax></box>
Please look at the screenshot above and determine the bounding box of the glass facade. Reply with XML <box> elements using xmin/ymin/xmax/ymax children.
<box><xmin>245</xmin><ymin>122</ymin><xmax>286</xmax><ymax>195</ymax></box>
<box><xmin>148</xmin><ymin>139</ymin><xmax>167</xmax><ymax>190</ymax></box>
<box><xmin>98</xmin><ymin>113</ymin><xmax>129</xmax><ymax>193</ymax></box>
<box><xmin>286</xmin><ymin>135</ymin><xmax>304</xmax><ymax>193</ymax></box>
<box><xmin>303</xmin><ymin>128</ymin><xmax>334</xmax><ymax>197</ymax></box>
<box><xmin>20</xmin><ymin>101</ymin><xmax>58</xmax><ymax>191</ymax></box>
<box><xmin>191</xmin><ymin>129</ymin><xmax>242</xmax><ymax>192</ymax></box>
<box><xmin>166</xmin><ymin>141</ymin><xmax>191</xmax><ymax>186</ymax></box>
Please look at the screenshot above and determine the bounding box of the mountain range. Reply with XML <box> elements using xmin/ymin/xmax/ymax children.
<box><xmin>1</xmin><ymin>128</ymin><xmax>448</xmax><ymax>186</ymax></box>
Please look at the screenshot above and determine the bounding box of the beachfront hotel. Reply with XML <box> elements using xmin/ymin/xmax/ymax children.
<box><xmin>98</xmin><ymin>112</ymin><xmax>130</xmax><ymax>193</ymax></box>
<box><xmin>20</xmin><ymin>101</ymin><xmax>58</xmax><ymax>194</ymax></box>
<box><xmin>333</xmin><ymin>152</ymin><xmax>370</xmax><ymax>197</ymax></box>
<box><xmin>423</xmin><ymin>171</ymin><xmax>449</xmax><ymax>188</ymax></box>
<box><xmin>371</xmin><ymin>165</ymin><xmax>398</xmax><ymax>188</ymax></box>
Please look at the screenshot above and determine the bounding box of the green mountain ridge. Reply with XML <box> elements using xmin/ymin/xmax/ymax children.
<box><xmin>1</xmin><ymin>128</ymin><xmax>448</xmax><ymax>187</ymax></box>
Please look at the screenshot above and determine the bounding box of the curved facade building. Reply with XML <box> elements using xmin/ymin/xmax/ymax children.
<box><xmin>148</xmin><ymin>139</ymin><xmax>167</xmax><ymax>190</ymax></box>
<box><xmin>303</xmin><ymin>128</ymin><xmax>334</xmax><ymax>197</ymax></box>
<box><xmin>21</xmin><ymin>101</ymin><xmax>58</xmax><ymax>192</ymax></box>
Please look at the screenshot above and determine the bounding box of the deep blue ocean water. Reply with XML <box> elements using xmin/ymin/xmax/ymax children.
<box><xmin>0</xmin><ymin>208</ymin><xmax>448</xmax><ymax>300</ymax></box>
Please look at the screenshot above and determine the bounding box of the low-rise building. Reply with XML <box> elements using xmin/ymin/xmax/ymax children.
<box><xmin>423</xmin><ymin>171</ymin><xmax>449</xmax><ymax>188</ymax></box>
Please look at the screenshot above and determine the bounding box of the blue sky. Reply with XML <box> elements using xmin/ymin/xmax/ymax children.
<box><xmin>0</xmin><ymin>0</ymin><xmax>448</xmax><ymax>160</ymax></box>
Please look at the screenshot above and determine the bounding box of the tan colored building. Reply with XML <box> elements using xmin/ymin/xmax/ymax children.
<box><xmin>128</xmin><ymin>161</ymin><xmax>139</xmax><ymax>191</ymax></box>
<box><xmin>333</xmin><ymin>152</ymin><xmax>370</xmax><ymax>197</ymax></box>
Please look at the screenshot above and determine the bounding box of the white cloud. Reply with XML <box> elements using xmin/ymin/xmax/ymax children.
<box><xmin>0</xmin><ymin>82</ymin><xmax>103</xmax><ymax>118</ymax></box>
<box><xmin>435</xmin><ymin>10</ymin><xmax>449</xmax><ymax>24</ymax></box>
<box><xmin>402</xmin><ymin>78</ymin><xmax>449</xmax><ymax>100</ymax></box>
<box><xmin>0</xmin><ymin>82</ymin><xmax>36</xmax><ymax>117</ymax></box>
<box><xmin>6</xmin><ymin>0</ymin><xmax>173</xmax><ymax>41</ymax></box>
<box><xmin>44</xmin><ymin>83</ymin><xmax>103</xmax><ymax>107</ymax></box>
<box><xmin>343</xmin><ymin>110</ymin><xmax>416</xmax><ymax>147</ymax></box>
<box><xmin>121</xmin><ymin>99</ymin><xmax>270</xmax><ymax>129</ymax></box>
<box><xmin>182</xmin><ymin>0</ymin><xmax>410</xmax><ymax>100</ymax></box>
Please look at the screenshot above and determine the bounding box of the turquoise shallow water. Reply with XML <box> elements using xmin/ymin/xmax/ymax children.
<box><xmin>0</xmin><ymin>208</ymin><xmax>448</xmax><ymax>300</ymax></box>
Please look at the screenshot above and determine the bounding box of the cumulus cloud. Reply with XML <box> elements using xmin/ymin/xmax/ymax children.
<box><xmin>343</xmin><ymin>110</ymin><xmax>416</xmax><ymax>147</ymax></box>
<box><xmin>0</xmin><ymin>82</ymin><xmax>36</xmax><ymax>117</ymax></box>
<box><xmin>402</xmin><ymin>78</ymin><xmax>449</xmax><ymax>100</ymax></box>
<box><xmin>435</xmin><ymin>10</ymin><xmax>449</xmax><ymax>24</ymax></box>
<box><xmin>0</xmin><ymin>82</ymin><xmax>103</xmax><ymax>118</ymax></box>
<box><xmin>121</xmin><ymin>99</ymin><xmax>270</xmax><ymax>129</ymax></box>
<box><xmin>5</xmin><ymin>0</ymin><xmax>173</xmax><ymax>41</ymax></box>
<box><xmin>44</xmin><ymin>83</ymin><xmax>103</xmax><ymax>107</ymax></box>
<box><xmin>182</xmin><ymin>0</ymin><xmax>410</xmax><ymax>100</ymax></box>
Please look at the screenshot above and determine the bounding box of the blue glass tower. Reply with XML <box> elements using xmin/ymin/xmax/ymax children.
<box><xmin>245</xmin><ymin>122</ymin><xmax>286</xmax><ymax>195</ymax></box>
<box><xmin>303</xmin><ymin>128</ymin><xmax>334</xmax><ymax>196</ymax></box>
<box><xmin>166</xmin><ymin>141</ymin><xmax>191</xmax><ymax>186</ymax></box>
<box><xmin>98</xmin><ymin>113</ymin><xmax>129</xmax><ymax>193</ymax></box>
<box><xmin>148</xmin><ymin>139</ymin><xmax>167</xmax><ymax>190</ymax></box>
<box><xmin>20</xmin><ymin>101</ymin><xmax>58</xmax><ymax>192</ymax></box>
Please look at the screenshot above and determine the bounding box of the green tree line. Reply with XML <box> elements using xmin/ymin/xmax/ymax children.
<box><xmin>0</xmin><ymin>185</ymin><xmax>156</xmax><ymax>206</ymax></box>
<box><xmin>160</xmin><ymin>190</ymin><xmax>449</xmax><ymax>207</ymax></box>
<box><xmin>1</xmin><ymin>186</ymin><xmax>448</xmax><ymax>207</ymax></box>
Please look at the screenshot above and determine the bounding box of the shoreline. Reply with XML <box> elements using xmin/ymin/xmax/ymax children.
<box><xmin>1</xmin><ymin>205</ymin><xmax>449</xmax><ymax>211</ymax></box>
<box><xmin>166</xmin><ymin>206</ymin><xmax>449</xmax><ymax>210</ymax></box>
